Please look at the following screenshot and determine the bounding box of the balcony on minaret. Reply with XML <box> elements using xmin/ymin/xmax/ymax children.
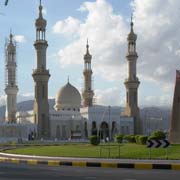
<box><xmin>33</xmin><ymin>68</ymin><xmax>49</xmax><ymax>75</ymax></box>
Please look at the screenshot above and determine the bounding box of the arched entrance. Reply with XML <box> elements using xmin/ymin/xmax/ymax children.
<box><xmin>91</xmin><ymin>121</ymin><xmax>97</xmax><ymax>135</ymax></box>
<box><xmin>99</xmin><ymin>121</ymin><xmax>109</xmax><ymax>141</ymax></box>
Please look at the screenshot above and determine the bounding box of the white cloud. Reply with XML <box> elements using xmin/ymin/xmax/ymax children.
<box><xmin>133</xmin><ymin>0</ymin><xmax>180</xmax><ymax>85</ymax></box>
<box><xmin>140</xmin><ymin>94</ymin><xmax>172</xmax><ymax>107</ymax></box>
<box><xmin>94</xmin><ymin>87</ymin><xmax>125</xmax><ymax>106</ymax></box>
<box><xmin>0</xmin><ymin>95</ymin><xmax>6</xmax><ymax>107</ymax></box>
<box><xmin>14</xmin><ymin>35</ymin><xmax>26</xmax><ymax>43</ymax></box>
<box><xmin>52</xmin><ymin>16</ymin><xmax>80</xmax><ymax>35</ymax></box>
<box><xmin>42</xmin><ymin>8</ymin><xmax>47</xmax><ymax>15</ymax></box>
<box><xmin>17</xmin><ymin>93</ymin><xmax>33</xmax><ymax>102</ymax></box>
<box><xmin>0</xmin><ymin>93</ymin><xmax>33</xmax><ymax>107</ymax></box>
<box><xmin>54</xmin><ymin>0</ymin><xmax>128</xmax><ymax>81</ymax></box>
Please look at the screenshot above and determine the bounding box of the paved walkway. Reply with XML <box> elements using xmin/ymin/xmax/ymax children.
<box><xmin>0</xmin><ymin>152</ymin><xmax>180</xmax><ymax>170</ymax></box>
<box><xmin>0</xmin><ymin>152</ymin><xmax>180</xmax><ymax>164</ymax></box>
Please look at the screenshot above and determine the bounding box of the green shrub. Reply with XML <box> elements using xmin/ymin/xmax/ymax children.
<box><xmin>115</xmin><ymin>134</ymin><xmax>124</xmax><ymax>143</ymax></box>
<box><xmin>89</xmin><ymin>136</ymin><xmax>100</xmax><ymax>146</ymax></box>
<box><xmin>123</xmin><ymin>135</ymin><xmax>135</xmax><ymax>143</ymax></box>
<box><xmin>151</xmin><ymin>130</ymin><xmax>166</xmax><ymax>140</ymax></box>
<box><xmin>148</xmin><ymin>135</ymin><xmax>159</xmax><ymax>140</ymax></box>
<box><xmin>139</xmin><ymin>136</ymin><xmax>148</xmax><ymax>145</ymax></box>
<box><xmin>135</xmin><ymin>135</ymin><xmax>141</xmax><ymax>144</ymax></box>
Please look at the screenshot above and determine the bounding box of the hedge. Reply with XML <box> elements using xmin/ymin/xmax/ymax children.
<box><xmin>89</xmin><ymin>135</ymin><xmax>100</xmax><ymax>146</ymax></box>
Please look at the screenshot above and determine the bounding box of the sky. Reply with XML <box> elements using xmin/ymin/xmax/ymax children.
<box><xmin>0</xmin><ymin>0</ymin><xmax>179</xmax><ymax>108</ymax></box>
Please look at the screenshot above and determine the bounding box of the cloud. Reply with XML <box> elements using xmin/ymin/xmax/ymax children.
<box><xmin>94</xmin><ymin>87</ymin><xmax>125</xmax><ymax>106</ymax></box>
<box><xmin>132</xmin><ymin>0</ymin><xmax>180</xmax><ymax>86</ymax></box>
<box><xmin>140</xmin><ymin>94</ymin><xmax>172</xmax><ymax>107</ymax></box>
<box><xmin>52</xmin><ymin>16</ymin><xmax>80</xmax><ymax>35</ymax></box>
<box><xmin>42</xmin><ymin>8</ymin><xmax>47</xmax><ymax>15</ymax></box>
<box><xmin>0</xmin><ymin>93</ymin><xmax>33</xmax><ymax>107</ymax></box>
<box><xmin>53</xmin><ymin>0</ymin><xmax>128</xmax><ymax>82</ymax></box>
<box><xmin>17</xmin><ymin>93</ymin><xmax>33</xmax><ymax>102</ymax></box>
<box><xmin>14</xmin><ymin>35</ymin><xmax>26</xmax><ymax>43</ymax></box>
<box><xmin>0</xmin><ymin>95</ymin><xmax>6</xmax><ymax>107</ymax></box>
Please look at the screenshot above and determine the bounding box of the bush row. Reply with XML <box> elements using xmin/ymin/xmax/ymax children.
<box><xmin>89</xmin><ymin>131</ymin><xmax>166</xmax><ymax>146</ymax></box>
<box><xmin>114</xmin><ymin>130</ymin><xmax>166</xmax><ymax>145</ymax></box>
<box><xmin>115</xmin><ymin>134</ymin><xmax>148</xmax><ymax>145</ymax></box>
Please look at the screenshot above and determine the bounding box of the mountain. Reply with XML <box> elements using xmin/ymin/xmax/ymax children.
<box><xmin>0</xmin><ymin>100</ymin><xmax>171</xmax><ymax>128</ymax></box>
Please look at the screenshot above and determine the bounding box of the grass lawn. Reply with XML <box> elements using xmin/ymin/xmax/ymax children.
<box><xmin>3</xmin><ymin>143</ymin><xmax>180</xmax><ymax>159</ymax></box>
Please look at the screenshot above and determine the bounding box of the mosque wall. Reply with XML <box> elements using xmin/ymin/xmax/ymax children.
<box><xmin>0</xmin><ymin>123</ymin><xmax>37</xmax><ymax>142</ymax></box>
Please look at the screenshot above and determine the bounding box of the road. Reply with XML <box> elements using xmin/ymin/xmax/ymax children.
<box><xmin>0</xmin><ymin>162</ymin><xmax>180</xmax><ymax>180</ymax></box>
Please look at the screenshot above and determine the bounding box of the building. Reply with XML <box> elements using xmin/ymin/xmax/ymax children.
<box><xmin>123</xmin><ymin>16</ymin><xmax>140</xmax><ymax>134</ymax></box>
<box><xmin>4</xmin><ymin>32</ymin><xmax>18</xmax><ymax>123</ymax></box>
<box><xmin>170</xmin><ymin>70</ymin><xmax>180</xmax><ymax>143</ymax></box>
<box><xmin>0</xmin><ymin>1</ymin><xmax>135</xmax><ymax>142</ymax></box>
<box><xmin>32</xmin><ymin>0</ymin><xmax>50</xmax><ymax>139</ymax></box>
<box><xmin>81</xmin><ymin>106</ymin><xmax>134</xmax><ymax>140</ymax></box>
<box><xmin>50</xmin><ymin>80</ymin><xmax>85</xmax><ymax>140</ymax></box>
<box><xmin>82</xmin><ymin>40</ymin><xmax>94</xmax><ymax>107</ymax></box>
<box><xmin>140</xmin><ymin>107</ymin><xmax>170</xmax><ymax>136</ymax></box>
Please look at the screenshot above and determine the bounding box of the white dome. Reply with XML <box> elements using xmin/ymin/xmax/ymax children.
<box><xmin>54</xmin><ymin>82</ymin><xmax>81</xmax><ymax>111</ymax></box>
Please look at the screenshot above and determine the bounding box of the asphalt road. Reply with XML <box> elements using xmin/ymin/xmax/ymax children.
<box><xmin>0</xmin><ymin>162</ymin><xmax>180</xmax><ymax>180</ymax></box>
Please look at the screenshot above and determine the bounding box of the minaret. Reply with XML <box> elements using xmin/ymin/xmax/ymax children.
<box><xmin>124</xmin><ymin>16</ymin><xmax>140</xmax><ymax>134</ymax></box>
<box><xmin>32</xmin><ymin>0</ymin><xmax>50</xmax><ymax>138</ymax></box>
<box><xmin>170</xmin><ymin>70</ymin><xmax>180</xmax><ymax>143</ymax></box>
<box><xmin>82</xmin><ymin>40</ymin><xmax>94</xmax><ymax>107</ymax></box>
<box><xmin>5</xmin><ymin>32</ymin><xmax>18</xmax><ymax>123</ymax></box>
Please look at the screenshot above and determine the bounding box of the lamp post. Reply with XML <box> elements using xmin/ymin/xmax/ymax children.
<box><xmin>108</xmin><ymin>105</ymin><xmax>111</xmax><ymax>158</ymax></box>
<box><xmin>108</xmin><ymin>105</ymin><xmax>111</xmax><ymax>141</ymax></box>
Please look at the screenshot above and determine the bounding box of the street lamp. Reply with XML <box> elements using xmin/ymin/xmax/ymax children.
<box><xmin>108</xmin><ymin>105</ymin><xmax>111</xmax><ymax>141</ymax></box>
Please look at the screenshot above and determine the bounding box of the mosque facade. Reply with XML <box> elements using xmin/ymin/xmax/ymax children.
<box><xmin>0</xmin><ymin>1</ymin><xmax>138</xmax><ymax>142</ymax></box>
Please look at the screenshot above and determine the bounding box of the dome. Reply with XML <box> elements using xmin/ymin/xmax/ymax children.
<box><xmin>54</xmin><ymin>82</ymin><xmax>81</xmax><ymax>111</ymax></box>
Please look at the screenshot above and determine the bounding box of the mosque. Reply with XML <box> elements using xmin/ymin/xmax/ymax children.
<box><xmin>0</xmin><ymin>1</ymin><xmax>140</xmax><ymax>142</ymax></box>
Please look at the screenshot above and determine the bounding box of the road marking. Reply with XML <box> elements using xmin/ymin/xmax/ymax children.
<box><xmin>86</xmin><ymin>177</ymin><xmax>97</xmax><ymax>179</ymax></box>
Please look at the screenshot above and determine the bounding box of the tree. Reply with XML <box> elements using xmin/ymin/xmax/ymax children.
<box><xmin>150</xmin><ymin>130</ymin><xmax>166</xmax><ymax>140</ymax></box>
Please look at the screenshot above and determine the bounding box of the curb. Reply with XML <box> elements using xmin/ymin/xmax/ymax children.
<box><xmin>0</xmin><ymin>157</ymin><xmax>180</xmax><ymax>170</ymax></box>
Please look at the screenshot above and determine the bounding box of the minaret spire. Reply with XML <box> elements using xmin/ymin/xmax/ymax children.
<box><xmin>9</xmin><ymin>28</ymin><xmax>13</xmax><ymax>43</ymax></box>
<box><xmin>124</xmin><ymin>14</ymin><xmax>140</xmax><ymax>134</ymax></box>
<box><xmin>5</xmin><ymin>31</ymin><xmax>18</xmax><ymax>123</ymax></box>
<box><xmin>39</xmin><ymin>0</ymin><xmax>43</xmax><ymax>18</ymax></box>
<box><xmin>32</xmin><ymin>0</ymin><xmax>50</xmax><ymax>139</ymax></box>
<box><xmin>86</xmin><ymin>38</ymin><xmax>89</xmax><ymax>54</ymax></box>
<box><xmin>130</xmin><ymin>13</ymin><xmax>134</xmax><ymax>32</ymax></box>
<box><xmin>82</xmin><ymin>40</ymin><xmax>94</xmax><ymax>107</ymax></box>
